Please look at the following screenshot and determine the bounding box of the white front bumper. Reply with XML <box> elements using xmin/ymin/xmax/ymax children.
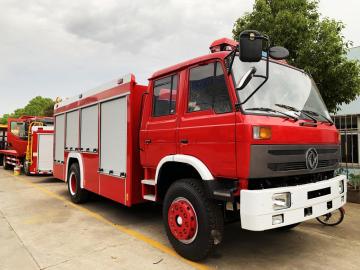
<box><xmin>240</xmin><ymin>175</ymin><xmax>347</xmax><ymax>231</ymax></box>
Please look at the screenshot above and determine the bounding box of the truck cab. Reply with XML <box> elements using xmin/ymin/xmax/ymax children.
<box><xmin>1</xmin><ymin>116</ymin><xmax>54</xmax><ymax>175</ymax></box>
<box><xmin>139</xmin><ymin>34</ymin><xmax>346</xmax><ymax>260</ymax></box>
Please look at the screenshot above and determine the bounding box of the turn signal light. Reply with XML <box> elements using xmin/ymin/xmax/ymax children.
<box><xmin>253</xmin><ymin>126</ymin><xmax>272</xmax><ymax>140</ymax></box>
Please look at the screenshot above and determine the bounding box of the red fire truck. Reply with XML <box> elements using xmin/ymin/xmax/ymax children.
<box><xmin>53</xmin><ymin>31</ymin><xmax>346</xmax><ymax>261</ymax></box>
<box><xmin>0</xmin><ymin>116</ymin><xmax>54</xmax><ymax>175</ymax></box>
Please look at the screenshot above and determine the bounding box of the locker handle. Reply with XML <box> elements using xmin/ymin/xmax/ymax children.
<box><xmin>145</xmin><ymin>139</ymin><xmax>151</xmax><ymax>144</ymax></box>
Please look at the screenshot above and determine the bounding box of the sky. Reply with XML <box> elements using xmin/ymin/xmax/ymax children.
<box><xmin>0</xmin><ymin>0</ymin><xmax>359</xmax><ymax>117</ymax></box>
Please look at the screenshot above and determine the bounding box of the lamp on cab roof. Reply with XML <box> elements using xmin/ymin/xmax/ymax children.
<box><xmin>210</xmin><ymin>38</ymin><xmax>238</xmax><ymax>53</ymax></box>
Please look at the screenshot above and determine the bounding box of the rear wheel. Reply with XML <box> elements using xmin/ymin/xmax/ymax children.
<box><xmin>24</xmin><ymin>161</ymin><xmax>30</xmax><ymax>176</ymax></box>
<box><xmin>163</xmin><ymin>179</ymin><xmax>224</xmax><ymax>261</ymax></box>
<box><xmin>2</xmin><ymin>155</ymin><xmax>11</xmax><ymax>170</ymax></box>
<box><xmin>67</xmin><ymin>163</ymin><xmax>89</xmax><ymax>203</ymax></box>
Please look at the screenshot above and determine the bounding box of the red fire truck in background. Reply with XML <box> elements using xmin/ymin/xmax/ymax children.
<box><xmin>53</xmin><ymin>31</ymin><xmax>346</xmax><ymax>261</ymax></box>
<box><xmin>0</xmin><ymin>116</ymin><xmax>54</xmax><ymax>175</ymax></box>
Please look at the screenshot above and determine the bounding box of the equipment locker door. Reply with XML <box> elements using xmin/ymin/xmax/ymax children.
<box><xmin>99</xmin><ymin>96</ymin><xmax>127</xmax><ymax>203</ymax></box>
<box><xmin>178</xmin><ymin>61</ymin><xmax>237</xmax><ymax>178</ymax></box>
<box><xmin>37</xmin><ymin>134</ymin><xmax>54</xmax><ymax>172</ymax></box>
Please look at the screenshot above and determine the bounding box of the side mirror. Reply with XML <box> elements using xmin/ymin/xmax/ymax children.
<box><xmin>269</xmin><ymin>46</ymin><xmax>289</xmax><ymax>60</ymax></box>
<box><xmin>239</xmin><ymin>30</ymin><xmax>263</xmax><ymax>62</ymax></box>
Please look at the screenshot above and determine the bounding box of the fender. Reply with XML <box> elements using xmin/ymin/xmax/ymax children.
<box><xmin>155</xmin><ymin>154</ymin><xmax>214</xmax><ymax>183</ymax></box>
<box><xmin>65</xmin><ymin>152</ymin><xmax>84</xmax><ymax>188</ymax></box>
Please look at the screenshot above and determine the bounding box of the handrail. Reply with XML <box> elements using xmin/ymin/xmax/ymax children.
<box><xmin>25</xmin><ymin>121</ymin><xmax>44</xmax><ymax>164</ymax></box>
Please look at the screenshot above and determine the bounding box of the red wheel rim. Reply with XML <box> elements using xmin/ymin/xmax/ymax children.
<box><xmin>168</xmin><ymin>197</ymin><xmax>198</xmax><ymax>244</ymax></box>
<box><xmin>70</xmin><ymin>173</ymin><xmax>77</xmax><ymax>195</ymax></box>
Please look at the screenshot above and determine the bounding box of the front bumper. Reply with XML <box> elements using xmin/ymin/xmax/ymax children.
<box><xmin>240</xmin><ymin>175</ymin><xmax>347</xmax><ymax>231</ymax></box>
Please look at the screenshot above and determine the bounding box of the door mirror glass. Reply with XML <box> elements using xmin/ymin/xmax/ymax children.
<box><xmin>239</xmin><ymin>30</ymin><xmax>263</xmax><ymax>62</ymax></box>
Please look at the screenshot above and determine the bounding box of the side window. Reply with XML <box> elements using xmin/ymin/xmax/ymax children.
<box><xmin>152</xmin><ymin>74</ymin><xmax>178</xmax><ymax>117</ymax></box>
<box><xmin>188</xmin><ymin>62</ymin><xmax>232</xmax><ymax>114</ymax></box>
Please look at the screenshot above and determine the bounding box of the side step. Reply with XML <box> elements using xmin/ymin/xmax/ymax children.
<box><xmin>141</xmin><ymin>179</ymin><xmax>157</xmax><ymax>202</ymax></box>
<box><xmin>143</xmin><ymin>194</ymin><xmax>156</xmax><ymax>201</ymax></box>
<box><xmin>141</xmin><ymin>179</ymin><xmax>156</xmax><ymax>185</ymax></box>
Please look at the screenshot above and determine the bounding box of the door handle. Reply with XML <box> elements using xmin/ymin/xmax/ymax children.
<box><xmin>180</xmin><ymin>139</ymin><xmax>188</xmax><ymax>144</ymax></box>
<box><xmin>144</xmin><ymin>139</ymin><xmax>152</xmax><ymax>144</ymax></box>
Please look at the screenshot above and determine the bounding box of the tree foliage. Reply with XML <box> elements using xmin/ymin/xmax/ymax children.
<box><xmin>232</xmin><ymin>0</ymin><xmax>360</xmax><ymax>112</ymax></box>
<box><xmin>0</xmin><ymin>96</ymin><xmax>55</xmax><ymax>124</ymax></box>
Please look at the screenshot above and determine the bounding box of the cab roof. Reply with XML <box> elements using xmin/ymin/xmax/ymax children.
<box><xmin>149</xmin><ymin>51</ymin><xmax>230</xmax><ymax>80</ymax></box>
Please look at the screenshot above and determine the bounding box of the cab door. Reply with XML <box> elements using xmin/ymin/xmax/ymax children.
<box><xmin>178</xmin><ymin>61</ymin><xmax>237</xmax><ymax>178</ymax></box>
<box><xmin>142</xmin><ymin>74</ymin><xmax>179</xmax><ymax>168</ymax></box>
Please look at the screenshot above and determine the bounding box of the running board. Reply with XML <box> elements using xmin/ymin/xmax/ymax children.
<box><xmin>143</xmin><ymin>194</ymin><xmax>156</xmax><ymax>202</ymax></box>
<box><xmin>141</xmin><ymin>179</ymin><xmax>156</xmax><ymax>201</ymax></box>
<box><xmin>141</xmin><ymin>179</ymin><xmax>156</xmax><ymax>185</ymax></box>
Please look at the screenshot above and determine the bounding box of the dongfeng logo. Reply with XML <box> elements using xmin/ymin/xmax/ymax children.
<box><xmin>305</xmin><ymin>148</ymin><xmax>318</xmax><ymax>170</ymax></box>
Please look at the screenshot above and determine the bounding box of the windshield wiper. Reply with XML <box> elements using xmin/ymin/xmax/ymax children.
<box><xmin>302</xmin><ymin>109</ymin><xmax>334</xmax><ymax>125</ymax></box>
<box><xmin>275</xmin><ymin>103</ymin><xmax>317</xmax><ymax>123</ymax></box>
<box><xmin>246</xmin><ymin>107</ymin><xmax>298</xmax><ymax>121</ymax></box>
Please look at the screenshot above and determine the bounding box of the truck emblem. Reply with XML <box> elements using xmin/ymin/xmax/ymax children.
<box><xmin>305</xmin><ymin>148</ymin><xmax>318</xmax><ymax>170</ymax></box>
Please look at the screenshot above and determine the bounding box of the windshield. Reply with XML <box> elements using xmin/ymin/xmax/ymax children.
<box><xmin>232</xmin><ymin>58</ymin><xmax>331</xmax><ymax>120</ymax></box>
<box><xmin>10</xmin><ymin>122</ymin><xmax>27</xmax><ymax>138</ymax></box>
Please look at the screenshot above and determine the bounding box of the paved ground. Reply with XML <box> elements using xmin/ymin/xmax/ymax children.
<box><xmin>0</xmin><ymin>168</ymin><xmax>359</xmax><ymax>270</ymax></box>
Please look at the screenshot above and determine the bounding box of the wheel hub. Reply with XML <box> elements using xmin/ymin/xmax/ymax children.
<box><xmin>168</xmin><ymin>198</ymin><xmax>198</xmax><ymax>243</ymax></box>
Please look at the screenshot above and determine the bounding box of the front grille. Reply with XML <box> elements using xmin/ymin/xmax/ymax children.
<box><xmin>268</xmin><ymin>148</ymin><xmax>338</xmax><ymax>156</ymax></box>
<box><xmin>250</xmin><ymin>144</ymin><xmax>340</xmax><ymax>178</ymax></box>
<box><xmin>248</xmin><ymin>171</ymin><xmax>335</xmax><ymax>190</ymax></box>
<box><xmin>268</xmin><ymin>159</ymin><xmax>338</xmax><ymax>172</ymax></box>
<box><xmin>268</xmin><ymin>161</ymin><xmax>306</xmax><ymax>171</ymax></box>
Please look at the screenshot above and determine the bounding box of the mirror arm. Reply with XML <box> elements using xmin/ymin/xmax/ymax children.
<box><xmin>239</xmin><ymin>43</ymin><xmax>270</xmax><ymax>105</ymax></box>
<box><xmin>226</xmin><ymin>46</ymin><xmax>238</xmax><ymax>75</ymax></box>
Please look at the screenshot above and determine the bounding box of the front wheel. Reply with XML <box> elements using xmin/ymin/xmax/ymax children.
<box><xmin>67</xmin><ymin>163</ymin><xmax>89</xmax><ymax>204</ymax></box>
<box><xmin>163</xmin><ymin>179</ymin><xmax>224</xmax><ymax>261</ymax></box>
<box><xmin>2</xmin><ymin>155</ymin><xmax>11</xmax><ymax>170</ymax></box>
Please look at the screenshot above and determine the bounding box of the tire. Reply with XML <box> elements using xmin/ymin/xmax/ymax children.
<box><xmin>67</xmin><ymin>163</ymin><xmax>89</xmax><ymax>204</ymax></box>
<box><xmin>23</xmin><ymin>160</ymin><xmax>30</xmax><ymax>176</ymax></box>
<box><xmin>275</xmin><ymin>222</ymin><xmax>301</xmax><ymax>231</ymax></box>
<box><xmin>3</xmin><ymin>155</ymin><xmax>11</xmax><ymax>170</ymax></box>
<box><xmin>163</xmin><ymin>179</ymin><xmax>224</xmax><ymax>261</ymax></box>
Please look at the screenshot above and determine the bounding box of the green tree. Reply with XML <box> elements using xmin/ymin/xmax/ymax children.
<box><xmin>0</xmin><ymin>96</ymin><xmax>55</xmax><ymax>124</ymax></box>
<box><xmin>22</xmin><ymin>96</ymin><xmax>54</xmax><ymax>116</ymax></box>
<box><xmin>232</xmin><ymin>0</ymin><xmax>360</xmax><ymax>112</ymax></box>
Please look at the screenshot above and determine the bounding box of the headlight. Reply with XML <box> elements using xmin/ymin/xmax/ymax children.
<box><xmin>272</xmin><ymin>192</ymin><xmax>291</xmax><ymax>210</ymax></box>
<box><xmin>253</xmin><ymin>126</ymin><xmax>272</xmax><ymax>140</ymax></box>
<box><xmin>339</xmin><ymin>180</ymin><xmax>344</xmax><ymax>194</ymax></box>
